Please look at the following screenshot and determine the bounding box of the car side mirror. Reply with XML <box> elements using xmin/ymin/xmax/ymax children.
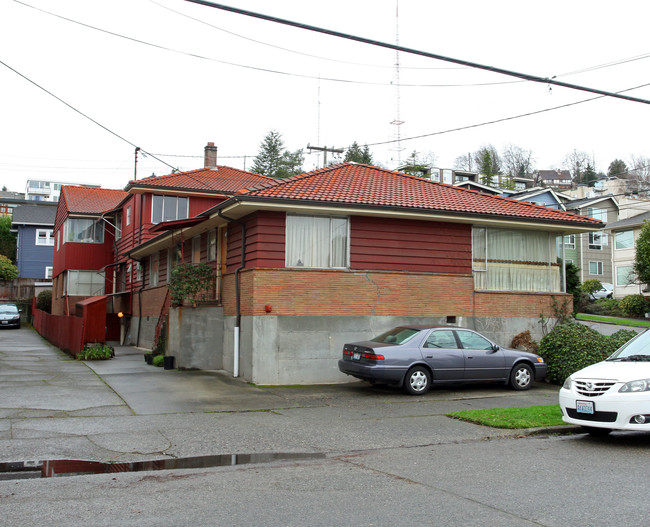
<box><xmin>492</xmin><ymin>344</ymin><xmax>500</xmax><ymax>352</ymax></box>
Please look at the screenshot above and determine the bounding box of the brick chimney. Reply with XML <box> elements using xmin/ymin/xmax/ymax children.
<box><xmin>204</xmin><ymin>142</ymin><xmax>218</xmax><ymax>169</ymax></box>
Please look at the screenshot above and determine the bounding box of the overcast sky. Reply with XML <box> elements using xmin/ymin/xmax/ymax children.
<box><xmin>2</xmin><ymin>0</ymin><xmax>649</xmax><ymax>192</ymax></box>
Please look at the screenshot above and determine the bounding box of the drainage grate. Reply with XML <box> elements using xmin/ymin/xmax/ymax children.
<box><xmin>0</xmin><ymin>453</ymin><xmax>325</xmax><ymax>480</ymax></box>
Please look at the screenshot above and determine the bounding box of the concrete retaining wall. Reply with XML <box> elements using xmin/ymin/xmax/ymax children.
<box><xmin>228</xmin><ymin>315</ymin><xmax>550</xmax><ymax>385</ymax></box>
<box><xmin>161</xmin><ymin>308</ymin><xmax>550</xmax><ymax>384</ymax></box>
<box><xmin>167</xmin><ymin>306</ymin><xmax>224</xmax><ymax>370</ymax></box>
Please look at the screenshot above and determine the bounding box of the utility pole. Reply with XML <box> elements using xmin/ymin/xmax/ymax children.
<box><xmin>134</xmin><ymin>147</ymin><xmax>141</xmax><ymax>180</ymax></box>
<box><xmin>307</xmin><ymin>144</ymin><xmax>344</xmax><ymax>168</ymax></box>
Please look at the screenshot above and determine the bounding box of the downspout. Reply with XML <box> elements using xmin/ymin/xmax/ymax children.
<box><xmin>217</xmin><ymin>209</ymin><xmax>246</xmax><ymax>378</ymax></box>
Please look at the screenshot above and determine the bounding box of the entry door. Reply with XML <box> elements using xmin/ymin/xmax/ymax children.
<box><xmin>421</xmin><ymin>330</ymin><xmax>464</xmax><ymax>381</ymax></box>
<box><xmin>455</xmin><ymin>330</ymin><xmax>506</xmax><ymax>381</ymax></box>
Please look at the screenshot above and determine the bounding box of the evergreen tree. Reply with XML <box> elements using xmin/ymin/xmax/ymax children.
<box><xmin>251</xmin><ymin>130</ymin><xmax>304</xmax><ymax>179</ymax></box>
<box><xmin>0</xmin><ymin>216</ymin><xmax>16</xmax><ymax>263</ymax></box>
<box><xmin>608</xmin><ymin>159</ymin><xmax>628</xmax><ymax>178</ymax></box>
<box><xmin>582</xmin><ymin>163</ymin><xmax>598</xmax><ymax>187</ymax></box>
<box><xmin>634</xmin><ymin>221</ymin><xmax>650</xmax><ymax>287</ymax></box>
<box><xmin>344</xmin><ymin>142</ymin><xmax>373</xmax><ymax>164</ymax></box>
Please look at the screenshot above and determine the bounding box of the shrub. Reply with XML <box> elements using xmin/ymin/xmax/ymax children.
<box><xmin>77</xmin><ymin>344</ymin><xmax>114</xmax><ymax>361</ymax></box>
<box><xmin>0</xmin><ymin>254</ymin><xmax>18</xmax><ymax>280</ymax></box>
<box><xmin>36</xmin><ymin>289</ymin><xmax>52</xmax><ymax>313</ymax></box>
<box><xmin>538</xmin><ymin>323</ymin><xmax>637</xmax><ymax>384</ymax></box>
<box><xmin>510</xmin><ymin>330</ymin><xmax>538</xmax><ymax>353</ymax></box>
<box><xmin>582</xmin><ymin>298</ymin><xmax>622</xmax><ymax>317</ymax></box>
<box><xmin>581</xmin><ymin>279</ymin><xmax>602</xmax><ymax>297</ymax></box>
<box><xmin>618</xmin><ymin>294</ymin><xmax>648</xmax><ymax>317</ymax></box>
<box><xmin>152</xmin><ymin>354</ymin><xmax>164</xmax><ymax>367</ymax></box>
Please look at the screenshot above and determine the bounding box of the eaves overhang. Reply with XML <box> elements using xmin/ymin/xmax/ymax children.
<box><xmin>128</xmin><ymin>195</ymin><xmax>603</xmax><ymax>260</ymax></box>
<box><xmin>205</xmin><ymin>196</ymin><xmax>604</xmax><ymax>233</ymax></box>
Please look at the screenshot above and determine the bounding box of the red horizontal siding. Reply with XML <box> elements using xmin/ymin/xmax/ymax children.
<box><xmin>350</xmin><ymin>216</ymin><xmax>472</xmax><ymax>274</ymax></box>
<box><xmin>226</xmin><ymin>211</ymin><xmax>285</xmax><ymax>271</ymax></box>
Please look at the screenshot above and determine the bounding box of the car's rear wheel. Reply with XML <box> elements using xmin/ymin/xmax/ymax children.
<box><xmin>582</xmin><ymin>426</ymin><xmax>612</xmax><ymax>437</ymax></box>
<box><xmin>509</xmin><ymin>363</ymin><xmax>533</xmax><ymax>390</ymax></box>
<box><xmin>404</xmin><ymin>366</ymin><xmax>431</xmax><ymax>395</ymax></box>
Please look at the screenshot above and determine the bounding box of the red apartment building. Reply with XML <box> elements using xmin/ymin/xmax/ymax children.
<box><xmin>51</xmin><ymin>143</ymin><xmax>273</xmax><ymax>347</ymax></box>
<box><xmin>124</xmin><ymin>162</ymin><xmax>602</xmax><ymax>385</ymax></box>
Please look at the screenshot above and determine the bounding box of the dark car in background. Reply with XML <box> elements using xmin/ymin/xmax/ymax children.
<box><xmin>338</xmin><ymin>326</ymin><xmax>546</xmax><ymax>395</ymax></box>
<box><xmin>0</xmin><ymin>303</ymin><xmax>21</xmax><ymax>329</ymax></box>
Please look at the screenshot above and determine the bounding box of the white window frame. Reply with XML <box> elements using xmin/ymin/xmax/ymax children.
<box><xmin>589</xmin><ymin>231</ymin><xmax>603</xmax><ymax>250</ymax></box>
<box><xmin>616</xmin><ymin>265</ymin><xmax>635</xmax><ymax>286</ymax></box>
<box><xmin>589</xmin><ymin>261</ymin><xmax>603</xmax><ymax>275</ymax></box>
<box><xmin>126</xmin><ymin>206</ymin><xmax>131</xmax><ymax>226</ymax></box>
<box><xmin>564</xmin><ymin>234</ymin><xmax>575</xmax><ymax>249</ymax></box>
<box><xmin>285</xmin><ymin>214</ymin><xmax>350</xmax><ymax>269</ymax></box>
<box><xmin>587</xmin><ymin>207</ymin><xmax>607</xmax><ymax>222</ymax></box>
<box><xmin>65</xmin><ymin>270</ymin><xmax>105</xmax><ymax>296</ymax></box>
<box><xmin>151</xmin><ymin>195</ymin><xmax>189</xmax><ymax>224</ymax></box>
<box><xmin>35</xmin><ymin>229</ymin><xmax>54</xmax><ymax>246</ymax></box>
<box><xmin>615</xmin><ymin>230</ymin><xmax>634</xmax><ymax>250</ymax></box>
<box><xmin>45</xmin><ymin>266</ymin><xmax>53</xmax><ymax>279</ymax></box>
<box><xmin>63</xmin><ymin>218</ymin><xmax>104</xmax><ymax>244</ymax></box>
<box><xmin>114</xmin><ymin>212</ymin><xmax>122</xmax><ymax>240</ymax></box>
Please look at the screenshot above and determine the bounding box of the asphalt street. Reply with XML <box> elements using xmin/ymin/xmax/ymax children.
<box><xmin>1</xmin><ymin>326</ymin><xmax>648</xmax><ymax>526</ymax></box>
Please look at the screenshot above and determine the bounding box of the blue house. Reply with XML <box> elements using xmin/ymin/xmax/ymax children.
<box><xmin>12</xmin><ymin>203</ymin><xmax>58</xmax><ymax>281</ymax></box>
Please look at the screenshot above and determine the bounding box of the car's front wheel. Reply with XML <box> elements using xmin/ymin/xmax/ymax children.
<box><xmin>509</xmin><ymin>363</ymin><xmax>533</xmax><ymax>390</ymax></box>
<box><xmin>404</xmin><ymin>366</ymin><xmax>431</xmax><ymax>395</ymax></box>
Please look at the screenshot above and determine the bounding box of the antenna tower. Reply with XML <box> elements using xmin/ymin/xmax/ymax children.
<box><xmin>389</xmin><ymin>0</ymin><xmax>405</xmax><ymax>167</ymax></box>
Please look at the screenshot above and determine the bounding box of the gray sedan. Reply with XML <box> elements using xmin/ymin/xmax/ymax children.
<box><xmin>338</xmin><ymin>326</ymin><xmax>547</xmax><ymax>395</ymax></box>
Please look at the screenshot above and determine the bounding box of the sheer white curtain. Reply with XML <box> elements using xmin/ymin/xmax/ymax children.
<box><xmin>286</xmin><ymin>215</ymin><xmax>348</xmax><ymax>268</ymax></box>
<box><xmin>473</xmin><ymin>227</ymin><xmax>561</xmax><ymax>292</ymax></box>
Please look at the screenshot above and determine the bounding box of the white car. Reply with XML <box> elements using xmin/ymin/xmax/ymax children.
<box><xmin>590</xmin><ymin>283</ymin><xmax>613</xmax><ymax>300</ymax></box>
<box><xmin>559</xmin><ymin>329</ymin><xmax>650</xmax><ymax>436</ymax></box>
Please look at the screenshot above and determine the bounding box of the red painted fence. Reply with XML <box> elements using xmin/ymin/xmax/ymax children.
<box><xmin>32</xmin><ymin>302</ymin><xmax>85</xmax><ymax>356</ymax></box>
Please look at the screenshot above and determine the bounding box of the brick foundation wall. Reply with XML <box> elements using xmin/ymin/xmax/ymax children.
<box><xmin>222</xmin><ymin>268</ymin><xmax>572</xmax><ymax>319</ymax></box>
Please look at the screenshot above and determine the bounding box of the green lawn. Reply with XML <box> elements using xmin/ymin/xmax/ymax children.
<box><xmin>447</xmin><ymin>404</ymin><xmax>564</xmax><ymax>429</ymax></box>
<box><xmin>575</xmin><ymin>313</ymin><xmax>650</xmax><ymax>328</ymax></box>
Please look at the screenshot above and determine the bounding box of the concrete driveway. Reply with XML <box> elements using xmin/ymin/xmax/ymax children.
<box><xmin>0</xmin><ymin>326</ymin><xmax>563</xmax><ymax>466</ymax></box>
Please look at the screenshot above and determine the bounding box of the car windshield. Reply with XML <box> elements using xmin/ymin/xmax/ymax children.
<box><xmin>0</xmin><ymin>305</ymin><xmax>18</xmax><ymax>314</ymax></box>
<box><xmin>607</xmin><ymin>330</ymin><xmax>650</xmax><ymax>361</ymax></box>
<box><xmin>371</xmin><ymin>327</ymin><xmax>421</xmax><ymax>345</ymax></box>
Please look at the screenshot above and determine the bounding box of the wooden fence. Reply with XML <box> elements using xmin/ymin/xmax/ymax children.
<box><xmin>32</xmin><ymin>303</ymin><xmax>85</xmax><ymax>356</ymax></box>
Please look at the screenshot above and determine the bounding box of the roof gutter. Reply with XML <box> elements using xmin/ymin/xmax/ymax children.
<box><xmin>216</xmin><ymin>209</ymin><xmax>246</xmax><ymax>379</ymax></box>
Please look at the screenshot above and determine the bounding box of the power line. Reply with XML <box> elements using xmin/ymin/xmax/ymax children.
<box><xmin>12</xmin><ymin>0</ymin><xmax>523</xmax><ymax>89</ymax></box>
<box><xmin>186</xmin><ymin>0</ymin><xmax>650</xmax><ymax>105</ymax></box>
<box><xmin>0</xmin><ymin>59</ymin><xmax>180</xmax><ymax>173</ymax></box>
<box><xmin>365</xmin><ymin>82</ymin><xmax>650</xmax><ymax>147</ymax></box>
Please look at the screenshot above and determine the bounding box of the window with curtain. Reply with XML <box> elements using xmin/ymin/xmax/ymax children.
<box><xmin>192</xmin><ymin>236</ymin><xmax>201</xmax><ymax>264</ymax></box>
<box><xmin>207</xmin><ymin>229</ymin><xmax>217</xmax><ymax>261</ymax></box>
<box><xmin>472</xmin><ymin>227</ymin><xmax>561</xmax><ymax>292</ymax></box>
<box><xmin>286</xmin><ymin>214</ymin><xmax>349</xmax><ymax>268</ymax></box>
<box><xmin>64</xmin><ymin>218</ymin><xmax>104</xmax><ymax>244</ymax></box>
<box><xmin>150</xmin><ymin>253</ymin><xmax>159</xmax><ymax>287</ymax></box>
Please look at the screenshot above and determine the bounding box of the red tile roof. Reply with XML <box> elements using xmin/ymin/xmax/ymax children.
<box><xmin>61</xmin><ymin>186</ymin><xmax>128</xmax><ymax>215</ymax></box>
<box><xmin>126</xmin><ymin>167</ymin><xmax>274</xmax><ymax>194</ymax></box>
<box><xmin>241</xmin><ymin>163</ymin><xmax>601</xmax><ymax>226</ymax></box>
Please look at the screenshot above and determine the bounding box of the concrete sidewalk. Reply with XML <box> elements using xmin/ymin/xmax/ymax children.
<box><xmin>0</xmin><ymin>327</ymin><xmax>564</xmax><ymax>465</ymax></box>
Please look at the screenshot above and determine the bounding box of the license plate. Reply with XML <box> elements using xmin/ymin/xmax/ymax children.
<box><xmin>576</xmin><ymin>400</ymin><xmax>594</xmax><ymax>414</ymax></box>
<box><xmin>352</xmin><ymin>352</ymin><xmax>361</xmax><ymax>361</ymax></box>
<box><xmin>1</xmin><ymin>321</ymin><xmax>7</xmax><ymax>325</ymax></box>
